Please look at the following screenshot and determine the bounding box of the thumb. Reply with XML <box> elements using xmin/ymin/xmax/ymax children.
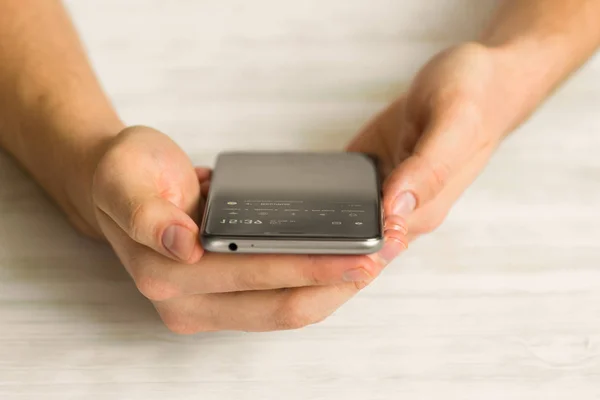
<box><xmin>93</xmin><ymin>168</ymin><xmax>205</xmax><ymax>265</ymax></box>
<box><xmin>383</xmin><ymin>105</ymin><xmax>489</xmax><ymax>219</ymax></box>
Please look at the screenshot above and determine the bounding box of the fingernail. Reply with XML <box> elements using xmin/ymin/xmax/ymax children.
<box><xmin>162</xmin><ymin>225</ymin><xmax>195</xmax><ymax>261</ymax></box>
<box><xmin>343</xmin><ymin>267</ymin><xmax>373</xmax><ymax>283</ymax></box>
<box><xmin>392</xmin><ymin>192</ymin><xmax>417</xmax><ymax>217</ymax></box>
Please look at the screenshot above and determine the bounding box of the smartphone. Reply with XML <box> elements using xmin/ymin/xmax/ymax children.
<box><xmin>200</xmin><ymin>152</ymin><xmax>383</xmax><ymax>254</ymax></box>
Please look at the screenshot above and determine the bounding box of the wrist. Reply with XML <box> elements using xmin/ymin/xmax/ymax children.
<box><xmin>472</xmin><ymin>40</ymin><xmax>564</xmax><ymax>137</ymax></box>
<box><xmin>7</xmin><ymin>112</ymin><xmax>124</xmax><ymax>240</ymax></box>
<box><xmin>479</xmin><ymin>26</ymin><xmax>594</xmax><ymax>136</ymax></box>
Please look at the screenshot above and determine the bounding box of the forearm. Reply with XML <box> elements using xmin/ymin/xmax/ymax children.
<box><xmin>0</xmin><ymin>0</ymin><xmax>124</xmax><ymax>235</ymax></box>
<box><xmin>478</xmin><ymin>0</ymin><xmax>600</xmax><ymax>134</ymax></box>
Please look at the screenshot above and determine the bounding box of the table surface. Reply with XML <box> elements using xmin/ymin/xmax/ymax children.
<box><xmin>2</xmin><ymin>1</ymin><xmax>600</xmax><ymax>399</ymax></box>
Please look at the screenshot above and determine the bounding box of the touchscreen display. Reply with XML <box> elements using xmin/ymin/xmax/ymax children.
<box><xmin>203</xmin><ymin>153</ymin><xmax>381</xmax><ymax>239</ymax></box>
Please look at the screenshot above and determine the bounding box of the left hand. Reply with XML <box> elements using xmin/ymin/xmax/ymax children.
<box><xmin>348</xmin><ymin>43</ymin><xmax>513</xmax><ymax>241</ymax></box>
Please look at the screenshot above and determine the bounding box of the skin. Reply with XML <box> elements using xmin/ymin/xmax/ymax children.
<box><xmin>1</xmin><ymin>0</ymin><xmax>599</xmax><ymax>333</ymax></box>
<box><xmin>350</xmin><ymin>0</ymin><xmax>600</xmax><ymax>240</ymax></box>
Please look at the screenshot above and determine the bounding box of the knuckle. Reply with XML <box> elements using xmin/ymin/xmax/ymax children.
<box><xmin>135</xmin><ymin>274</ymin><xmax>179</xmax><ymax>301</ymax></box>
<box><xmin>164</xmin><ymin>319</ymin><xmax>196</xmax><ymax>335</ymax></box>
<box><xmin>412</xmin><ymin>153</ymin><xmax>451</xmax><ymax>195</ymax></box>
<box><xmin>303</xmin><ymin>255</ymin><xmax>327</xmax><ymax>285</ymax></box>
<box><xmin>274</xmin><ymin>300</ymin><xmax>321</xmax><ymax>331</ymax></box>
<box><xmin>233</xmin><ymin>266</ymin><xmax>267</xmax><ymax>291</ymax></box>
<box><xmin>159</xmin><ymin>308</ymin><xmax>206</xmax><ymax>335</ymax></box>
<box><xmin>96</xmin><ymin>141</ymin><xmax>136</xmax><ymax>178</ymax></box>
<box><xmin>128</xmin><ymin>200</ymin><xmax>152</xmax><ymax>242</ymax></box>
<box><xmin>427</xmin><ymin>159</ymin><xmax>451</xmax><ymax>192</ymax></box>
<box><xmin>119</xmin><ymin>125</ymin><xmax>149</xmax><ymax>138</ymax></box>
<box><xmin>93</xmin><ymin>134</ymin><xmax>150</xmax><ymax>193</ymax></box>
<box><xmin>430</xmin><ymin>160</ymin><xmax>452</xmax><ymax>192</ymax></box>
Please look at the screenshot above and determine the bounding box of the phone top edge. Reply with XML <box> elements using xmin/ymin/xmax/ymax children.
<box><xmin>201</xmin><ymin>232</ymin><xmax>384</xmax><ymax>241</ymax></box>
<box><xmin>214</xmin><ymin>151</ymin><xmax>377</xmax><ymax>161</ymax></box>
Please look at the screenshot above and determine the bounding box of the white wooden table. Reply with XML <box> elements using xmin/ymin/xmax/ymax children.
<box><xmin>2</xmin><ymin>1</ymin><xmax>600</xmax><ymax>399</ymax></box>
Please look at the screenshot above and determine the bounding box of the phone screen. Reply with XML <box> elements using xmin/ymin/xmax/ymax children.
<box><xmin>203</xmin><ymin>153</ymin><xmax>382</xmax><ymax>239</ymax></box>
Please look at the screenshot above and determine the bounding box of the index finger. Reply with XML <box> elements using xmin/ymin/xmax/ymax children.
<box><xmin>136</xmin><ymin>242</ymin><xmax>400</xmax><ymax>300</ymax></box>
<box><xmin>108</xmin><ymin>224</ymin><xmax>406</xmax><ymax>301</ymax></box>
<box><xmin>173</xmin><ymin>238</ymin><xmax>404</xmax><ymax>296</ymax></box>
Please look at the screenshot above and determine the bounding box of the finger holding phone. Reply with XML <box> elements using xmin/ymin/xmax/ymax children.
<box><xmin>90</xmin><ymin>128</ymin><xmax>406</xmax><ymax>333</ymax></box>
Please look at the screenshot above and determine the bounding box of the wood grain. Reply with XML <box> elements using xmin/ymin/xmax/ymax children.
<box><xmin>2</xmin><ymin>1</ymin><xmax>600</xmax><ymax>399</ymax></box>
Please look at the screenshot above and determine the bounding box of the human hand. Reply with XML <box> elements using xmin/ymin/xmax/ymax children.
<box><xmin>91</xmin><ymin>127</ymin><xmax>407</xmax><ymax>333</ymax></box>
<box><xmin>348</xmin><ymin>43</ymin><xmax>513</xmax><ymax>240</ymax></box>
<box><xmin>92</xmin><ymin>127</ymin><xmax>206</xmax><ymax>263</ymax></box>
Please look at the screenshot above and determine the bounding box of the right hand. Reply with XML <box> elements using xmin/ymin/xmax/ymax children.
<box><xmin>91</xmin><ymin>127</ymin><xmax>408</xmax><ymax>333</ymax></box>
